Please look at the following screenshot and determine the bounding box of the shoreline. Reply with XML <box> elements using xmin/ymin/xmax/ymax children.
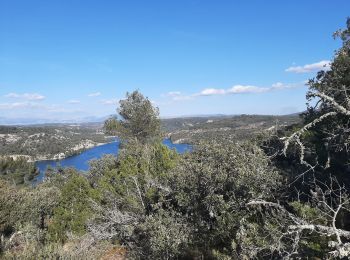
<box><xmin>32</xmin><ymin>141</ymin><xmax>118</xmax><ymax>162</ymax></box>
<box><xmin>2</xmin><ymin>138</ymin><xmax>187</xmax><ymax>164</ymax></box>
<box><xmin>1</xmin><ymin>141</ymin><xmax>116</xmax><ymax>163</ymax></box>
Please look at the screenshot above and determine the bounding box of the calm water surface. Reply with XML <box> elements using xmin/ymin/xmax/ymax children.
<box><xmin>35</xmin><ymin>139</ymin><xmax>191</xmax><ymax>181</ymax></box>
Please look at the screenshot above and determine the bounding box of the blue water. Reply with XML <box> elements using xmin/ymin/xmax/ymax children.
<box><xmin>35</xmin><ymin>139</ymin><xmax>191</xmax><ymax>181</ymax></box>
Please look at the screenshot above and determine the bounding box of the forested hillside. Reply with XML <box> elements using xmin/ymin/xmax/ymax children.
<box><xmin>0</xmin><ymin>125</ymin><xmax>111</xmax><ymax>161</ymax></box>
<box><xmin>1</xmin><ymin>18</ymin><xmax>350</xmax><ymax>260</ymax></box>
<box><xmin>163</xmin><ymin>114</ymin><xmax>301</xmax><ymax>144</ymax></box>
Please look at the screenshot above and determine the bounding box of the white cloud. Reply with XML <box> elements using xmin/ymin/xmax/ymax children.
<box><xmin>196</xmin><ymin>82</ymin><xmax>302</xmax><ymax>96</ymax></box>
<box><xmin>0</xmin><ymin>102</ymin><xmax>45</xmax><ymax>110</ymax></box>
<box><xmin>165</xmin><ymin>82</ymin><xmax>305</xmax><ymax>101</ymax></box>
<box><xmin>0</xmin><ymin>102</ymin><xmax>70</xmax><ymax>113</ymax></box>
<box><xmin>4</xmin><ymin>92</ymin><xmax>45</xmax><ymax>101</ymax></box>
<box><xmin>167</xmin><ymin>91</ymin><xmax>181</xmax><ymax>96</ymax></box>
<box><xmin>199</xmin><ymin>88</ymin><xmax>226</xmax><ymax>96</ymax></box>
<box><xmin>227</xmin><ymin>85</ymin><xmax>269</xmax><ymax>94</ymax></box>
<box><xmin>285</xmin><ymin>60</ymin><xmax>331</xmax><ymax>73</ymax></box>
<box><xmin>100</xmin><ymin>99</ymin><xmax>119</xmax><ymax>105</ymax></box>
<box><xmin>165</xmin><ymin>91</ymin><xmax>192</xmax><ymax>101</ymax></box>
<box><xmin>163</xmin><ymin>81</ymin><xmax>307</xmax><ymax>104</ymax></box>
<box><xmin>88</xmin><ymin>92</ymin><xmax>101</xmax><ymax>97</ymax></box>
<box><xmin>68</xmin><ymin>99</ymin><xmax>81</xmax><ymax>104</ymax></box>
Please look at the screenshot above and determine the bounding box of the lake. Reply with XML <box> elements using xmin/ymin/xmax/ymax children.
<box><xmin>35</xmin><ymin>138</ymin><xmax>191</xmax><ymax>181</ymax></box>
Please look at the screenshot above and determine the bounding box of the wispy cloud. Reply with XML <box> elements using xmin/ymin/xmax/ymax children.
<box><xmin>165</xmin><ymin>91</ymin><xmax>193</xmax><ymax>101</ymax></box>
<box><xmin>285</xmin><ymin>60</ymin><xmax>331</xmax><ymax>73</ymax></box>
<box><xmin>0</xmin><ymin>102</ymin><xmax>46</xmax><ymax>110</ymax></box>
<box><xmin>0</xmin><ymin>102</ymin><xmax>72</xmax><ymax>113</ymax></box>
<box><xmin>197</xmin><ymin>85</ymin><xmax>269</xmax><ymax>96</ymax></box>
<box><xmin>100</xmin><ymin>99</ymin><xmax>119</xmax><ymax>105</ymax></box>
<box><xmin>4</xmin><ymin>92</ymin><xmax>45</xmax><ymax>101</ymax></box>
<box><xmin>197</xmin><ymin>82</ymin><xmax>303</xmax><ymax>96</ymax></box>
<box><xmin>68</xmin><ymin>99</ymin><xmax>81</xmax><ymax>104</ymax></box>
<box><xmin>166</xmin><ymin>82</ymin><xmax>304</xmax><ymax>101</ymax></box>
<box><xmin>0</xmin><ymin>102</ymin><xmax>86</xmax><ymax>120</ymax></box>
<box><xmin>198</xmin><ymin>88</ymin><xmax>226</xmax><ymax>96</ymax></box>
<box><xmin>88</xmin><ymin>92</ymin><xmax>101</xmax><ymax>97</ymax></box>
<box><xmin>167</xmin><ymin>91</ymin><xmax>181</xmax><ymax>96</ymax></box>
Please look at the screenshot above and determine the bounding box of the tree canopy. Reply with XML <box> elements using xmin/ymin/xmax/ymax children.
<box><xmin>104</xmin><ymin>90</ymin><xmax>161</xmax><ymax>144</ymax></box>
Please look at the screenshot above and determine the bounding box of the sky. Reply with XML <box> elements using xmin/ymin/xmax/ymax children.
<box><xmin>0</xmin><ymin>0</ymin><xmax>349</xmax><ymax>123</ymax></box>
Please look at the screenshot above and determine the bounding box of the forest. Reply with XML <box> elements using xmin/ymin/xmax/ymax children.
<box><xmin>1</xmin><ymin>19</ymin><xmax>350</xmax><ymax>259</ymax></box>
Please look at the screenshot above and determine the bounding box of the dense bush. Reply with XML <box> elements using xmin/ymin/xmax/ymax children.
<box><xmin>0</xmin><ymin>156</ymin><xmax>38</xmax><ymax>185</ymax></box>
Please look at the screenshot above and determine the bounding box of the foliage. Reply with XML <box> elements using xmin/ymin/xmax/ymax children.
<box><xmin>0</xmin><ymin>180</ymin><xmax>27</xmax><ymax>235</ymax></box>
<box><xmin>287</xmin><ymin>18</ymin><xmax>350</xmax><ymax>182</ymax></box>
<box><xmin>48</xmin><ymin>172</ymin><xmax>95</xmax><ymax>243</ymax></box>
<box><xmin>256</xmin><ymin>19</ymin><xmax>350</xmax><ymax>258</ymax></box>
<box><xmin>0</xmin><ymin>156</ymin><xmax>38</xmax><ymax>185</ymax></box>
<box><xmin>104</xmin><ymin>90</ymin><xmax>161</xmax><ymax>144</ymax></box>
<box><xmin>167</xmin><ymin>140</ymin><xmax>281</xmax><ymax>258</ymax></box>
<box><xmin>138</xmin><ymin>209</ymin><xmax>191</xmax><ymax>259</ymax></box>
<box><xmin>93</xmin><ymin>141</ymin><xmax>178</xmax><ymax>212</ymax></box>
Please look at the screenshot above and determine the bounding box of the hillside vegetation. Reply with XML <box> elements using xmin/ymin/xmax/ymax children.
<box><xmin>0</xmin><ymin>125</ymin><xmax>111</xmax><ymax>161</ymax></box>
<box><xmin>163</xmin><ymin>114</ymin><xmax>301</xmax><ymax>144</ymax></box>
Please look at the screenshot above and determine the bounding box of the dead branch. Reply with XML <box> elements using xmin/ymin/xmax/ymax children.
<box><xmin>246</xmin><ymin>176</ymin><xmax>350</xmax><ymax>258</ymax></box>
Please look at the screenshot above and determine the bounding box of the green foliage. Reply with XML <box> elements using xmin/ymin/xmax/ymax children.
<box><xmin>0</xmin><ymin>180</ymin><xmax>61</xmax><ymax>257</ymax></box>
<box><xmin>0</xmin><ymin>180</ymin><xmax>27</xmax><ymax>235</ymax></box>
<box><xmin>0</xmin><ymin>156</ymin><xmax>38</xmax><ymax>185</ymax></box>
<box><xmin>167</xmin><ymin>140</ymin><xmax>281</xmax><ymax>257</ymax></box>
<box><xmin>104</xmin><ymin>90</ymin><xmax>161</xmax><ymax>144</ymax></box>
<box><xmin>138</xmin><ymin>209</ymin><xmax>191</xmax><ymax>259</ymax></box>
<box><xmin>300</xmin><ymin>18</ymin><xmax>350</xmax><ymax>178</ymax></box>
<box><xmin>289</xmin><ymin>201</ymin><xmax>327</xmax><ymax>225</ymax></box>
<box><xmin>90</xmin><ymin>139</ymin><xmax>281</xmax><ymax>258</ymax></box>
<box><xmin>88</xmin><ymin>154</ymin><xmax>118</xmax><ymax>187</ymax></box>
<box><xmin>2</xmin><ymin>224</ymin><xmax>113</xmax><ymax>260</ymax></box>
<box><xmin>48</xmin><ymin>172</ymin><xmax>94</xmax><ymax>243</ymax></box>
<box><xmin>95</xmin><ymin>141</ymin><xmax>178</xmax><ymax>213</ymax></box>
<box><xmin>87</xmin><ymin>141</ymin><xmax>182</xmax><ymax>258</ymax></box>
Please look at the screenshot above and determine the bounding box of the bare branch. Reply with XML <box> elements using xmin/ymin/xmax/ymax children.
<box><xmin>312</xmin><ymin>91</ymin><xmax>350</xmax><ymax>116</ymax></box>
<box><xmin>247</xmin><ymin>177</ymin><xmax>350</xmax><ymax>258</ymax></box>
<box><xmin>282</xmin><ymin>111</ymin><xmax>337</xmax><ymax>157</ymax></box>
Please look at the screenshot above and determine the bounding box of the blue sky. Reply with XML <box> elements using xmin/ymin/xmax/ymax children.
<box><xmin>0</xmin><ymin>0</ymin><xmax>349</xmax><ymax>122</ymax></box>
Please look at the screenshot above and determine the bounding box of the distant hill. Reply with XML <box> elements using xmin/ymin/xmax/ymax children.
<box><xmin>0</xmin><ymin>113</ymin><xmax>301</xmax><ymax>160</ymax></box>
<box><xmin>0</xmin><ymin>113</ymin><xmax>302</xmax><ymax>127</ymax></box>
<box><xmin>0</xmin><ymin>124</ymin><xmax>111</xmax><ymax>161</ymax></box>
<box><xmin>162</xmin><ymin>113</ymin><xmax>302</xmax><ymax>144</ymax></box>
